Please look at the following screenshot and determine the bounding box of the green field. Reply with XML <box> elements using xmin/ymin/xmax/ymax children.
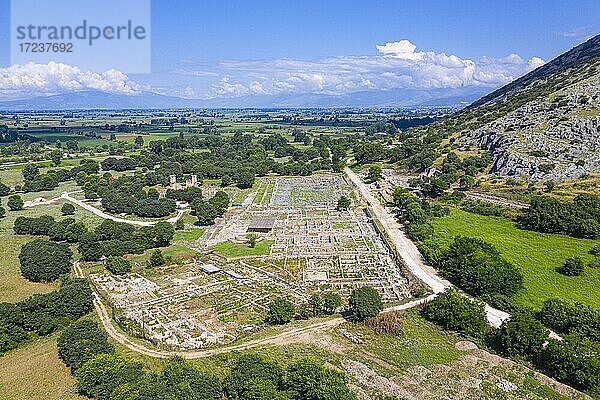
<box><xmin>426</xmin><ymin>209</ymin><xmax>600</xmax><ymax>309</ymax></box>
<box><xmin>0</xmin><ymin>198</ymin><xmax>103</xmax><ymax>303</ymax></box>
<box><xmin>173</xmin><ymin>227</ymin><xmax>205</xmax><ymax>241</ymax></box>
<box><xmin>213</xmin><ymin>240</ymin><xmax>274</xmax><ymax>257</ymax></box>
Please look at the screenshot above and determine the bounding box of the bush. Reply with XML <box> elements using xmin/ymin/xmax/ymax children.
<box><xmin>105</xmin><ymin>257</ymin><xmax>132</xmax><ymax>275</ymax></box>
<box><xmin>559</xmin><ymin>256</ymin><xmax>584</xmax><ymax>276</ymax></box>
<box><xmin>267</xmin><ymin>298</ymin><xmax>295</xmax><ymax>325</ymax></box>
<box><xmin>539</xmin><ymin>299</ymin><xmax>600</xmax><ymax>342</ymax></box>
<box><xmin>286</xmin><ymin>358</ymin><xmax>356</xmax><ymax>400</ymax></box>
<box><xmin>7</xmin><ymin>194</ymin><xmax>23</xmax><ymax>211</ymax></box>
<box><xmin>539</xmin><ymin>333</ymin><xmax>600</xmax><ymax>394</ymax></box>
<box><xmin>61</xmin><ymin>203</ymin><xmax>76</xmax><ymax>215</ymax></box>
<box><xmin>421</xmin><ymin>289</ymin><xmax>487</xmax><ymax>337</ymax></box>
<box><xmin>437</xmin><ymin>236</ymin><xmax>523</xmax><ymax>297</ymax></box>
<box><xmin>76</xmin><ymin>354</ymin><xmax>144</xmax><ymax>400</ymax></box>
<box><xmin>487</xmin><ymin>312</ymin><xmax>548</xmax><ymax>358</ymax></box>
<box><xmin>349</xmin><ymin>286</ymin><xmax>383</xmax><ymax>321</ymax></box>
<box><xmin>19</xmin><ymin>239</ymin><xmax>73</xmax><ymax>282</ymax></box>
<box><xmin>58</xmin><ymin>320</ymin><xmax>114</xmax><ymax>372</ymax></box>
<box><xmin>223</xmin><ymin>354</ymin><xmax>284</xmax><ymax>399</ymax></box>
<box><xmin>146</xmin><ymin>249</ymin><xmax>165</xmax><ymax>268</ymax></box>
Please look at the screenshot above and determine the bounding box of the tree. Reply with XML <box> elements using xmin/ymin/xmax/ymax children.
<box><xmin>175</xmin><ymin>218</ymin><xmax>184</xmax><ymax>230</ymax></box>
<box><xmin>22</xmin><ymin>163</ymin><xmax>39</xmax><ymax>182</ymax></box>
<box><xmin>153</xmin><ymin>221</ymin><xmax>175</xmax><ymax>247</ymax></box>
<box><xmin>322</xmin><ymin>292</ymin><xmax>342</xmax><ymax>314</ymax></box>
<box><xmin>146</xmin><ymin>249</ymin><xmax>165</xmax><ymax>268</ymax></box>
<box><xmin>286</xmin><ymin>358</ymin><xmax>355</xmax><ymax>400</ymax></box>
<box><xmin>134</xmin><ymin>136</ymin><xmax>144</xmax><ymax>148</ymax></box>
<box><xmin>308</xmin><ymin>294</ymin><xmax>323</xmax><ymax>316</ymax></box>
<box><xmin>58</xmin><ymin>319</ymin><xmax>114</xmax><ymax>372</ymax></box>
<box><xmin>19</xmin><ymin>239</ymin><xmax>73</xmax><ymax>282</ymax></box>
<box><xmin>366</xmin><ymin>165</ymin><xmax>382</xmax><ymax>182</ymax></box>
<box><xmin>7</xmin><ymin>194</ymin><xmax>24</xmax><ymax>211</ymax></box>
<box><xmin>0</xmin><ymin>206</ymin><xmax>5</xmax><ymax>218</ymax></box>
<box><xmin>192</xmin><ymin>201</ymin><xmax>217</xmax><ymax>226</ymax></box>
<box><xmin>336</xmin><ymin>196</ymin><xmax>351</xmax><ymax>211</ymax></box>
<box><xmin>221</xmin><ymin>174</ymin><xmax>232</xmax><ymax>187</ymax></box>
<box><xmin>50</xmin><ymin>149</ymin><xmax>63</xmax><ymax>166</ymax></box>
<box><xmin>210</xmin><ymin>191</ymin><xmax>230</xmax><ymax>216</ymax></box>
<box><xmin>438</xmin><ymin>236</ymin><xmax>523</xmax><ymax>297</ymax></box>
<box><xmin>240</xmin><ymin>379</ymin><xmax>289</xmax><ymax>400</ymax></box>
<box><xmin>158</xmin><ymin>357</ymin><xmax>222</xmax><ymax>400</ymax></box>
<box><xmin>421</xmin><ymin>289</ymin><xmax>487</xmax><ymax>338</ymax></box>
<box><xmin>75</xmin><ymin>354</ymin><xmax>144</xmax><ymax>400</ymax></box>
<box><xmin>223</xmin><ymin>354</ymin><xmax>284</xmax><ymax>399</ymax></box>
<box><xmin>78</xmin><ymin>232</ymin><xmax>103</xmax><ymax>262</ymax></box>
<box><xmin>247</xmin><ymin>232</ymin><xmax>258</xmax><ymax>248</ymax></box>
<box><xmin>0</xmin><ymin>181</ymin><xmax>11</xmax><ymax>196</ymax></box>
<box><xmin>349</xmin><ymin>286</ymin><xmax>382</xmax><ymax>321</ymax></box>
<box><xmin>236</xmin><ymin>169</ymin><xmax>255</xmax><ymax>189</ymax></box>
<box><xmin>267</xmin><ymin>298</ymin><xmax>295</xmax><ymax>325</ymax></box>
<box><xmin>559</xmin><ymin>256</ymin><xmax>584</xmax><ymax>276</ymax></box>
<box><xmin>539</xmin><ymin>333</ymin><xmax>600</xmax><ymax>393</ymax></box>
<box><xmin>488</xmin><ymin>313</ymin><xmax>548</xmax><ymax>358</ymax></box>
<box><xmin>105</xmin><ymin>257</ymin><xmax>132</xmax><ymax>275</ymax></box>
<box><xmin>61</xmin><ymin>202</ymin><xmax>76</xmax><ymax>215</ymax></box>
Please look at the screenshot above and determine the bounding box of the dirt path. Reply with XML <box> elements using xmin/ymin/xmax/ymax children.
<box><xmin>344</xmin><ymin>167</ymin><xmax>511</xmax><ymax>327</ymax></box>
<box><xmin>61</xmin><ymin>192</ymin><xmax>185</xmax><ymax>227</ymax></box>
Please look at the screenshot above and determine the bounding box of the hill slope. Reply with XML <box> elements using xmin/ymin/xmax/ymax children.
<box><xmin>435</xmin><ymin>34</ymin><xmax>600</xmax><ymax>181</ymax></box>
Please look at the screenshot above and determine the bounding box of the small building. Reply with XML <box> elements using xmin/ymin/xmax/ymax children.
<box><xmin>199</xmin><ymin>264</ymin><xmax>220</xmax><ymax>274</ymax></box>
<box><xmin>247</xmin><ymin>217</ymin><xmax>276</xmax><ymax>233</ymax></box>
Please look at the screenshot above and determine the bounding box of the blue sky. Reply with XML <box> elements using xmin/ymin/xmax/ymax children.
<box><xmin>0</xmin><ymin>0</ymin><xmax>599</xmax><ymax>101</ymax></box>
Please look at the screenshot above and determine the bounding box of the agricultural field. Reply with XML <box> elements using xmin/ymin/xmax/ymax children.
<box><xmin>426</xmin><ymin>209</ymin><xmax>600</xmax><ymax>309</ymax></box>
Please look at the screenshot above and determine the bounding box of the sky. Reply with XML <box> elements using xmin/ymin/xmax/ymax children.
<box><xmin>0</xmin><ymin>0</ymin><xmax>599</xmax><ymax>102</ymax></box>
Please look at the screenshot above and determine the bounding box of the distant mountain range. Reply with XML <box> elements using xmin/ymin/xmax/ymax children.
<box><xmin>0</xmin><ymin>86</ymin><xmax>492</xmax><ymax>111</ymax></box>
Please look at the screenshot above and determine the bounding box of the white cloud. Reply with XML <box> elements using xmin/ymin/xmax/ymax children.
<box><xmin>0</xmin><ymin>40</ymin><xmax>547</xmax><ymax>101</ymax></box>
<box><xmin>376</xmin><ymin>40</ymin><xmax>424</xmax><ymax>61</ymax></box>
<box><xmin>0</xmin><ymin>61</ymin><xmax>140</xmax><ymax>100</ymax></box>
<box><xmin>201</xmin><ymin>40</ymin><xmax>545</xmax><ymax>98</ymax></box>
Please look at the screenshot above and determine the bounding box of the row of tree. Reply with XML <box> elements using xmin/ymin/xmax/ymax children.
<box><xmin>0</xmin><ymin>278</ymin><xmax>93</xmax><ymax>354</ymax></box>
<box><xmin>58</xmin><ymin>321</ymin><xmax>356</xmax><ymax>400</ymax></box>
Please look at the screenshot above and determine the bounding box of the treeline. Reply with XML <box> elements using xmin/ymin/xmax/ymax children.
<box><xmin>392</xmin><ymin>187</ymin><xmax>449</xmax><ymax>241</ymax></box>
<box><xmin>518</xmin><ymin>194</ymin><xmax>600</xmax><ymax>238</ymax></box>
<box><xmin>100</xmin><ymin>157</ymin><xmax>137</xmax><ymax>171</ymax></box>
<box><xmin>13</xmin><ymin>215</ymin><xmax>174</xmax><ymax>264</ymax></box>
<box><xmin>0</xmin><ymin>278</ymin><xmax>93</xmax><ymax>354</ymax></box>
<box><xmin>59</xmin><ymin>338</ymin><xmax>355</xmax><ymax>400</ymax></box>
<box><xmin>20</xmin><ymin>159</ymin><xmax>100</xmax><ymax>193</ymax></box>
<box><xmin>408</xmin><ymin>152</ymin><xmax>491</xmax><ymax>197</ymax></box>
<box><xmin>79</xmin><ymin>219</ymin><xmax>175</xmax><ymax>261</ymax></box>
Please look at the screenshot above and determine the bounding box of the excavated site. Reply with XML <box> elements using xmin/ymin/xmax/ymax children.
<box><xmin>90</xmin><ymin>174</ymin><xmax>420</xmax><ymax>350</ymax></box>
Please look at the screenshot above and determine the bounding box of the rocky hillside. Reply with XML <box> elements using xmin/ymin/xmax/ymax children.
<box><xmin>455</xmin><ymin>34</ymin><xmax>600</xmax><ymax>181</ymax></box>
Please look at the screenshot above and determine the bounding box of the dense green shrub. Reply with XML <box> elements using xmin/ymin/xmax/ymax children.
<box><xmin>437</xmin><ymin>236</ymin><xmax>523</xmax><ymax>297</ymax></box>
<box><xmin>421</xmin><ymin>289</ymin><xmax>487</xmax><ymax>337</ymax></box>
<box><xmin>58</xmin><ymin>320</ymin><xmax>114</xmax><ymax>372</ymax></box>
<box><xmin>487</xmin><ymin>313</ymin><xmax>548</xmax><ymax>358</ymax></box>
<box><xmin>19</xmin><ymin>238</ymin><xmax>73</xmax><ymax>282</ymax></box>
<box><xmin>349</xmin><ymin>286</ymin><xmax>383</xmax><ymax>321</ymax></box>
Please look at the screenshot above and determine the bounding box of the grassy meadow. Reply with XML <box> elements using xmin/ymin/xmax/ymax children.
<box><xmin>426</xmin><ymin>209</ymin><xmax>600</xmax><ymax>310</ymax></box>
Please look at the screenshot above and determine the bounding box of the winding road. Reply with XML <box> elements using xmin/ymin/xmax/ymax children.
<box><xmin>344</xmin><ymin>167</ymin><xmax>512</xmax><ymax>327</ymax></box>
<box><xmin>60</xmin><ymin>192</ymin><xmax>185</xmax><ymax>226</ymax></box>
